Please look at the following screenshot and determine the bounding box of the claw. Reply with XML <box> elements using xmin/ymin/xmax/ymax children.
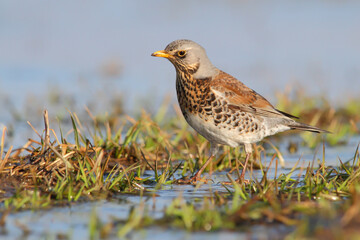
<box><xmin>175</xmin><ymin>174</ymin><xmax>208</xmax><ymax>184</ymax></box>
<box><xmin>221</xmin><ymin>179</ymin><xmax>251</xmax><ymax>185</ymax></box>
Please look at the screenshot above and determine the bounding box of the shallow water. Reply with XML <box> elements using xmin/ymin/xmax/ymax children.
<box><xmin>3</xmin><ymin>203</ymin><xmax>292</xmax><ymax>239</ymax></box>
<box><xmin>1</xmin><ymin>135</ymin><xmax>359</xmax><ymax>239</ymax></box>
<box><xmin>1</xmin><ymin>173</ymin><xmax>291</xmax><ymax>239</ymax></box>
<box><xmin>1</xmin><ymin>1</ymin><xmax>360</xmax><ymax>147</ymax></box>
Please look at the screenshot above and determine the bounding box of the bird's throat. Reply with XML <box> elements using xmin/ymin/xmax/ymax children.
<box><xmin>175</xmin><ymin>71</ymin><xmax>211</xmax><ymax>116</ymax></box>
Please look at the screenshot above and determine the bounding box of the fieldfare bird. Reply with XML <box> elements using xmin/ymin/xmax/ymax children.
<box><xmin>152</xmin><ymin>39</ymin><xmax>328</xmax><ymax>184</ymax></box>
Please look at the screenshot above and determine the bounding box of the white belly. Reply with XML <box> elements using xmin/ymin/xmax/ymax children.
<box><xmin>184</xmin><ymin>113</ymin><xmax>290</xmax><ymax>147</ymax></box>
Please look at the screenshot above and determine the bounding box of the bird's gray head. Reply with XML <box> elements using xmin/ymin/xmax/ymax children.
<box><xmin>151</xmin><ymin>39</ymin><xmax>218</xmax><ymax>79</ymax></box>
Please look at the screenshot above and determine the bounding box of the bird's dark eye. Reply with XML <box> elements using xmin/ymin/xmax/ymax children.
<box><xmin>177</xmin><ymin>50</ymin><xmax>186</xmax><ymax>57</ymax></box>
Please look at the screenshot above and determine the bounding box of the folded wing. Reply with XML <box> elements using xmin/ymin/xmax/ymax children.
<box><xmin>210</xmin><ymin>71</ymin><xmax>297</xmax><ymax>119</ymax></box>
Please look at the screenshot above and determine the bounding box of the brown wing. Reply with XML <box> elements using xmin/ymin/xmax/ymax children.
<box><xmin>210</xmin><ymin>71</ymin><xmax>298</xmax><ymax>119</ymax></box>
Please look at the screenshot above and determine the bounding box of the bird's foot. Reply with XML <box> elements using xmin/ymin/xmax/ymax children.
<box><xmin>221</xmin><ymin>179</ymin><xmax>251</xmax><ymax>185</ymax></box>
<box><xmin>175</xmin><ymin>174</ymin><xmax>208</xmax><ymax>185</ymax></box>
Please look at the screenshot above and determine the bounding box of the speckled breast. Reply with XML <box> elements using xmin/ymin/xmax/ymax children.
<box><xmin>175</xmin><ymin>72</ymin><xmax>266</xmax><ymax>145</ymax></box>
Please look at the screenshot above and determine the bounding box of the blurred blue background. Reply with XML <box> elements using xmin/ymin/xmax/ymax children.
<box><xmin>0</xmin><ymin>1</ymin><xmax>359</xmax><ymax>144</ymax></box>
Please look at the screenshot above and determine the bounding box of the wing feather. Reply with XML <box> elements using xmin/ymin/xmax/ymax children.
<box><xmin>210</xmin><ymin>71</ymin><xmax>294</xmax><ymax>119</ymax></box>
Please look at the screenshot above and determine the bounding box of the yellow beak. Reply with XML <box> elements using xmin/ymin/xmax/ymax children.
<box><xmin>151</xmin><ymin>50</ymin><xmax>172</xmax><ymax>58</ymax></box>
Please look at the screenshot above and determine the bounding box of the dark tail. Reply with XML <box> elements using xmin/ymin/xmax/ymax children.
<box><xmin>288</xmin><ymin>122</ymin><xmax>330</xmax><ymax>134</ymax></box>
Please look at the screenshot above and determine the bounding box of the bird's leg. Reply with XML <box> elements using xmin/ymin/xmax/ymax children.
<box><xmin>190</xmin><ymin>143</ymin><xmax>218</xmax><ymax>182</ymax></box>
<box><xmin>191</xmin><ymin>155</ymin><xmax>214</xmax><ymax>182</ymax></box>
<box><xmin>237</xmin><ymin>143</ymin><xmax>252</xmax><ymax>183</ymax></box>
<box><xmin>239</xmin><ymin>152</ymin><xmax>251</xmax><ymax>181</ymax></box>
<box><xmin>223</xmin><ymin>143</ymin><xmax>252</xmax><ymax>185</ymax></box>
<box><xmin>177</xmin><ymin>143</ymin><xmax>218</xmax><ymax>184</ymax></box>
